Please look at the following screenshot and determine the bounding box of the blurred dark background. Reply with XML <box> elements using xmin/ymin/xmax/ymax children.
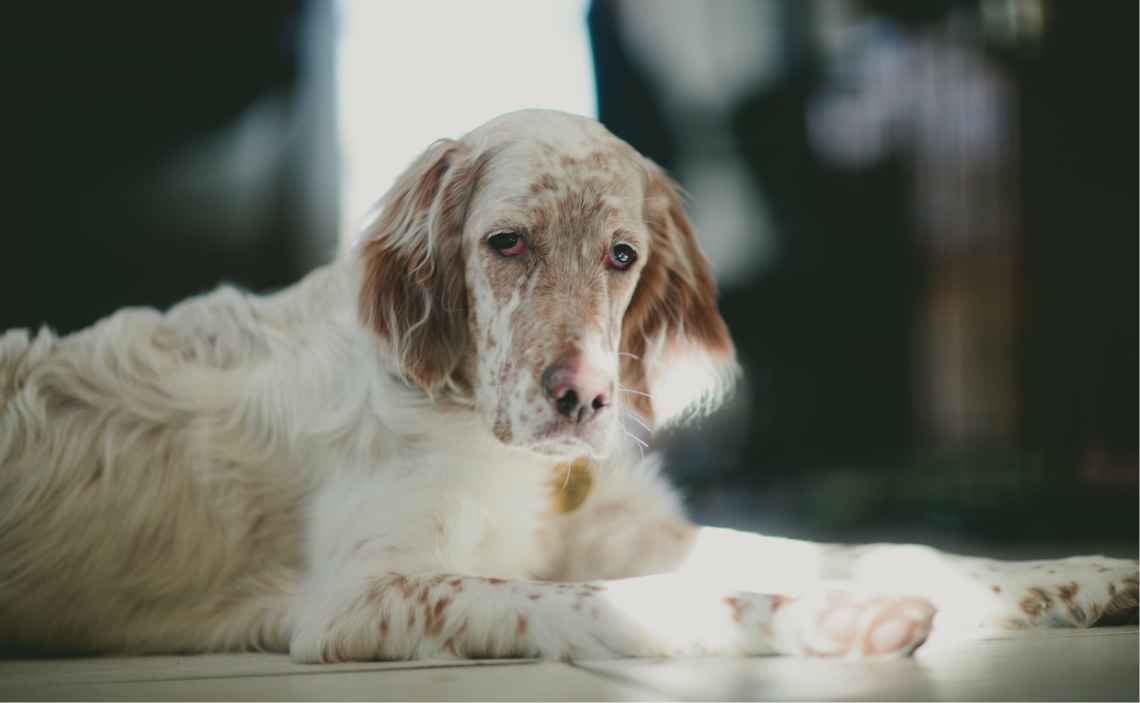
<box><xmin>4</xmin><ymin>1</ymin><xmax>1135</xmax><ymax>558</ymax></box>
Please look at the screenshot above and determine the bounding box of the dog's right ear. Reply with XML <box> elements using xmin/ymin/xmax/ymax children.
<box><xmin>358</xmin><ymin>139</ymin><xmax>491</xmax><ymax>393</ymax></box>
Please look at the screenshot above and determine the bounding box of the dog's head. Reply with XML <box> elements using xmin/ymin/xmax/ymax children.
<box><xmin>359</xmin><ymin>110</ymin><xmax>736</xmax><ymax>457</ymax></box>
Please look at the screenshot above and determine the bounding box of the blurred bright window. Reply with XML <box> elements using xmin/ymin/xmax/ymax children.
<box><xmin>336</xmin><ymin>0</ymin><xmax>596</xmax><ymax>247</ymax></box>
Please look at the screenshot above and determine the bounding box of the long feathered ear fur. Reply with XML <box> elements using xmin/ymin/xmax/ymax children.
<box><xmin>620</xmin><ymin>160</ymin><xmax>739</xmax><ymax>428</ymax></box>
<box><xmin>358</xmin><ymin>139</ymin><xmax>491</xmax><ymax>394</ymax></box>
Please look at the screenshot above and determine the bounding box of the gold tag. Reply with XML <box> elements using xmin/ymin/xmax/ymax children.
<box><xmin>551</xmin><ymin>457</ymin><xmax>593</xmax><ymax>514</ymax></box>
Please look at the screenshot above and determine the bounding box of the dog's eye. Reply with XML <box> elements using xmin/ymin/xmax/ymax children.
<box><xmin>607</xmin><ymin>243</ymin><xmax>638</xmax><ymax>270</ymax></box>
<box><xmin>488</xmin><ymin>231</ymin><xmax>526</xmax><ymax>257</ymax></box>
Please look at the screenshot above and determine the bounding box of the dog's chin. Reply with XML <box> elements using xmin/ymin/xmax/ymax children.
<box><xmin>528</xmin><ymin>436</ymin><xmax>597</xmax><ymax>459</ymax></box>
<box><xmin>505</xmin><ymin>421</ymin><xmax>615</xmax><ymax>460</ymax></box>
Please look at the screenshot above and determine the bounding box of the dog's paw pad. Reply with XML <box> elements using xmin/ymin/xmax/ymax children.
<box><xmin>786</xmin><ymin>592</ymin><xmax>935</xmax><ymax>658</ymax></box>
<box><xmin>859</xmin><ymin>598</ymin><xmax>936</xmax><ymax>656</ymax></box>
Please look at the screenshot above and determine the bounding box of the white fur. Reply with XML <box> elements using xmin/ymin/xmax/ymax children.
<box><xmin>1</xmin><ymin>110</ymin><xmax>1133</xmax><ymax>661</ymax></box>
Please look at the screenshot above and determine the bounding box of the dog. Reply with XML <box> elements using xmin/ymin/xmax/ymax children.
<box><xmin>1</xmin><ymin>110</ymin><xmax>1135</xmax><ymax>661</ymax></box>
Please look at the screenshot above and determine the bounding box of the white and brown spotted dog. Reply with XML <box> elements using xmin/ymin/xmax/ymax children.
<box><xmin>0</xmin><ymin>110</ymin><xmax>1135</xmax><ymax>661</ymax></box>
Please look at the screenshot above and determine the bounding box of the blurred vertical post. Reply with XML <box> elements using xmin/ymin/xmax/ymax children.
<box><xmin>907</xmin><ymin>19</ymin><xmax>1022</xmax><ymax>450</ymax></box>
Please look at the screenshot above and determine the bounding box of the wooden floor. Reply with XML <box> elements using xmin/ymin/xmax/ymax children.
<box><xmin>2</xmin><ymin>627</ymin><xmax>1135</xmax><ymax>701</ymax></box>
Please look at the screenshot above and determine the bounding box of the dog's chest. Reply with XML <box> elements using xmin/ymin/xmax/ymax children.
<box><xmin>314</xmin><ymin>444</ymin><xmax>584</xmax><ymax>581</ymax></box>
<box><xmin>423</xmin><ymin>458</ymin><xmax>591</xmax><ymax>581</ymax></box>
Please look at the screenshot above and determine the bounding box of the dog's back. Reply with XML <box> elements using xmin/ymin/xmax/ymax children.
<box><xmin>0</xmin><ymin>288</ymin><xmax>305</xmax><ymax>653</ymax></box>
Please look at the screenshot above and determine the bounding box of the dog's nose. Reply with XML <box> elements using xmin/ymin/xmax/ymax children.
<box><xmin>541</xmin><ymin>360</ymin><xmax>611</xmax><ymax>424</ymax></box>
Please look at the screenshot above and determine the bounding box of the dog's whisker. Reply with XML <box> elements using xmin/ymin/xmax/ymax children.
<box><xmin>621</xmin><ymin>429</ymin><xmax>647</xmax><ymax>458</ymax></box>
<box><xmin>623</xmin><ymin>410</ymin><xmax>652</xmax><ymax>434</ymax></box>
<box><xmin>616</xmin><ymin>352</ymin><xmax>640</xmax><ymax>361</ymax></box>
<box><xmin>617</xmin><ymin>386</ymin><xmax>654</xmax><ymax>400</ymax></box>
<box><xmin>616</xmin><ymin>413</ymin><xmax>647</xmax><ymax>458</ymax></box>
<box><xmin>622</xmin><ymin>426</ymin><xmax>649</xmax><ymax>451</ymax></box>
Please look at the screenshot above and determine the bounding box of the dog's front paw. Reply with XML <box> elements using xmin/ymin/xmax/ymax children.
<box><xmin>1098</xmin><ymin>560</ymin><xmax>1140</xmax><ymax>625</ymax></box>
<box><xmin>986</xmin><ymin>556</ymin><xmax>1138</xmax><ymax>629</ymax></box>
<box><xmin>771</xmin><ymin>591</ymin><xmax>936</xmax><ymax>659</ymax></box>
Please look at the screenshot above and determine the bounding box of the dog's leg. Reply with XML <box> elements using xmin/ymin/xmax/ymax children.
<box><xmin>677</xmin><ymin>527</ymin><xmax>1139</xmax><ymax>634</ymax></box>
<box><xmin>288</xmin><ymin>571</ymin><xmax>934</xmax><ymax>662</ymax></box>
<box><xmin>551</xmin><ymin>458</ymin><xmax>1136</xmax><ymax>636</ymax></box>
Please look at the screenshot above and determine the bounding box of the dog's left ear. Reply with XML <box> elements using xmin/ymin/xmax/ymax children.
<box><xmin>620</xmin><ymin>160</ymin><xmax>739</xmax><ymax>428</ymax></box>
<box><xmin>358</xmin><ymin>139</ymin><xmax>491</xmax><ymax>393</ymax></box>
